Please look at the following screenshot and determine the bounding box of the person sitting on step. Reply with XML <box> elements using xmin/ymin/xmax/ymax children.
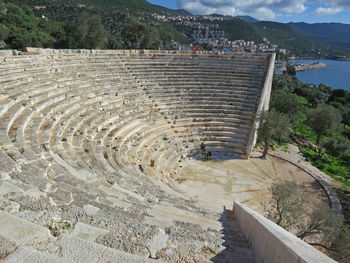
<box><xmin>206</xmin><ymin>151</ymin><xmax>212</xmax><ymax>160</ymax></box>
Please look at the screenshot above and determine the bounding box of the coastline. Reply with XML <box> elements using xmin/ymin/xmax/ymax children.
<box><xmin>277</xmin><ymin>61</ymin><xmax>327</xmax><ymax>72</ymax></box>
<box><xmin>293</xmin><ymin>61</ymin><xmax>326</xmax><ymax>71</ymax></box>
<box><xmin>289</xmin><ymin>56</ymin><xmax>350</xmax><ymax>61</ymax></box>
<box><xmin>293</xmin><ymin>59</ymin><xmax>350</xmax><ymax>91</ymax></box>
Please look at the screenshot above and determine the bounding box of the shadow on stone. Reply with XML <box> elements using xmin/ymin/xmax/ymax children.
<box><xmin>211</xmin><ymin>207</ymin><xmax>256</xmax><ymax>263</ymax></box>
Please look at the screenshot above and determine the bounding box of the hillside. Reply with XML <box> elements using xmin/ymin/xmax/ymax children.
<box><xmin>236</xmin><ymin>15</ymin><xmax>259</xmax><ymax>23</ymax></box>
<box><xmin>217</xmin><ymin>19</ymin><xmax>350</xmax><ymax>58</ymax></box>
<box><xmin>254</xmin><ymin>21</ymin><xmax>342</xmax><ymax>58</ymax></box>
<box><xmin>6</xmin><ymin>0</ymin><xmax>191</xmax><ymax>16</ymax></box>
<box><xmin>217</xmin><ymin>18</ymin><xmax>262</xmax><ymax>42</ymax></box>
<box><xmin>0</xmin><ymin>1</ymin><xmax>188</xmax><ymax>50</ymax></box>
<box><xmin>289</xmin><ymin>22</ymin><xmax>350</xmax><ymax>50</ymax></box>
<box><xmin>1</xmin><ymin>0</ymin><xmax>350</xmax><ymax>59</ymax></box>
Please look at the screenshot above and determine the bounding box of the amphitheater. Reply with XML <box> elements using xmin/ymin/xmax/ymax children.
<box><xmin>0</xmin><ymin>48</ymin><xmax>339</xmax><ymax>263</ymax></box>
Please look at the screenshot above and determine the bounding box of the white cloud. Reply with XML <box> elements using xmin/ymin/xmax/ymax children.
<box><xmin>176</xmin><ymin>0</ymin><xmax>348</xmax><ymax>19</ymax></box>
<box><xmin>329</xmin><ymin>0</ymin><xmax>350</xmax><ymax>9</ymax></box>
<box><xmin>312</xmin><ymin>7</ymin><xmax>343</xmax><ymax>16</ymax></box>
<box><xmin>250</xmin><ymin>7</ymin><xmax>277</xmax><ymax>19</ymax></box>
<box><xmin>177</xmin><ymin>0</ymin><xmax>280</xmax><ymax>19</ymax></box>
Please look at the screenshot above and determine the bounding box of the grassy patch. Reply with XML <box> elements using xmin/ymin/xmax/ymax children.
<box><xmin>296</xmin><ymin>95</ymin><xmax>310</xmax><ymax>106</ymax></box>
<box><xmin>301</xmin><ymin>146</ymin><xmax>350</xmax><ymax>186</ymax></box>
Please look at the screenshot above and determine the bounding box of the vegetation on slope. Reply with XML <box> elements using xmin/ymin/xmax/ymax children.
<box><xmin>264</xmin><ymin>181</ymin><xmax>350</xmax><ymax>262</ymax></box>
<box><xmin>290</xmin><ymin>22</ymin><xmax>350</xmax><ymax>51</ymax></box>
<box><xmin>255</xmin><ymin>21</ymin><xmax>350</xmax><ymax>59</ymax></box>
<box><xmin>271</xmin><ymin>73</ymin><xmax>350</xmax><ymax>186</ymax></box>
<box><xmin>1</xmin><ymin>0</ymin><xmax>350</xmax><ymax>58</ymax></box>
<box><xmin>7</xmin><ymin>0</ymin><xmax>190</xmax><ymax>16</ymax></box>
<box><xmin>0</xmin><ymin>1</ymin><xmax>111</xmax><ymax>49</ymax></box>
<box><xmin>217</xmin><ymin>18</ymin><xmax>350</xmax><ymax>58</ymax></box>
<box><xmin>0</xmin><ymin>1</ymin><xmax>186</xmax><ymax>50</ymax></box>
<box><xmin>0</xmin><ymin>1</ymin><xmax>61</xmax><ymax>49</ymax></box>
<box><xmin>217</xmin><ymin>18</ymin><xmax>262</xmax><ymax>43</ymax></box>
<box><xmin>261</xmin><ymin>70</ymin><xmax>350</xmax><ymax>261</ymax></box>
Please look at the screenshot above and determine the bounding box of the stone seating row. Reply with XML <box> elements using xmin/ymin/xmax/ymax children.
<box><xmin>0</xmin><ymin>51</ymin><xmax>263</xmax><ymax>261</ymax></box>
<box><xmin>0</xmin><ymin>51</ymin><xmax>270</xmax><ymax>186</ymax></box>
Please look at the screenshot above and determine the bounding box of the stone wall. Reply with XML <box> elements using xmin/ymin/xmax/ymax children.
<box><xmin>233</xmin><ymin>202</ymin><xmax>337</xmax><ymax>263</ymax></box>
<box><xmin>246</xmin><ymin>53</ymin><xmax>276</xmax><ymax>157</ymax></box>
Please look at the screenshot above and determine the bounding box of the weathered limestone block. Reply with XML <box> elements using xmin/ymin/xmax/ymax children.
<box><xmin>82</xmin><ymin>204</ymin><xmax>100</xmax><ymax>216</ymax></box>
<box><xmin>70</xmin><ymin>222</ymin><xmax>108</xmax><ymax>242</ymax></box>
<box><xmin>3</xmin><ymin>245</ymin><xmax>67</xmax><ymax>263</ymax></box>
<box><xmin>148</xmin><ymin>228</ymin><xmax>168</xmax><ymax>259</ymax></box>
<box><xmin>0</xmin><ymin>182</ymin><xmax>23</xmax><ymax>196</ymax></box>
<box><xmin>0</xmin><ymin>211</ymin><xmax>53</xmax><ymax>247</ymax></box>
<box><xmin>0</xmin><ymin>235</ymin><xmax>17</xmax><ymax>260</ymax></box>
<box><xmin>55</xmin><ymin>235</ymin><xmax>159</xmax><ymax>263</ymax></box>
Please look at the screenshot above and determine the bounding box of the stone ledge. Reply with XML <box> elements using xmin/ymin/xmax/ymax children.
<box><xmin>233</xmin><ymin>202</ymin><xmax>337</xmax><ymax>263</ymax></box>
<box><xmin>0</xmin><ymin>47</ymin><xmax>272</xmax><ymax>58</ymax></box>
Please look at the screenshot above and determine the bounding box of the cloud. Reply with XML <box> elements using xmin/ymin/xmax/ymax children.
<box><xmin>312</xmin><ymin>7</ymin><xmax>343</xmax><ymax>16</ymax></box>
<box><xmin>329</xmin><ymin>0</ymin><xmax>350</xmax><ymax>9</ymax></box>
<box><xmin>177</xmin><ymin>0</ymin><xmax>279</xmax><ymax>19</ymax></box>
<box><xmin>176</xmin><ymin>0</ymin><xmax>348</xmax><ymax>19</ymax></box>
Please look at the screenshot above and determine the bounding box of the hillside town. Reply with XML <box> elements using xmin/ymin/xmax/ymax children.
<box><xmin>152</xmin><ymin>13</ymin><xmax>287</xmax><ymax>54</ymax></box>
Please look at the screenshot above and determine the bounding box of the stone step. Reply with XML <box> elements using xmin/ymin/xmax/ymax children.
<box><xmin>0</xmin><ymin>211</ymin><xmax>53</xmax><ymax>249</ymax></box>
<box><xmin>4</xmin><ymin>245</ymin><xmax>68</xmax><ymax>263</ymax></box>
<box><xmin>53</xmin><ymin>235</ymin><xmax>159</xmax><ymax>263</ymax></box>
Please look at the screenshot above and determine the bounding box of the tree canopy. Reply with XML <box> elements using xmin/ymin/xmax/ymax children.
<box><xmin>0</xmin><ymin>1</ymin><xmax>185</xmax><ymax>50</ymax></box>
<box><xmin>265</xmin><ymin>181</ymin><xmax>349</xmax><ymax>261</ymax></box>
<box><xmin>257</xmin><ymin>109</ymin><xmax>291</xmax><ymax>158</ymax></box>
<box><xmin>306</xmin><ymin>104</ymin><xmax>342</xmax><ymax>144</ymax></box>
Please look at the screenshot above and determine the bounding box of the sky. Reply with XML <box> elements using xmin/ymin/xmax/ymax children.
<box><xmin>147</xmin><ymin>0</ymin><xmax>350</xmax><ymax>24</ymax></box>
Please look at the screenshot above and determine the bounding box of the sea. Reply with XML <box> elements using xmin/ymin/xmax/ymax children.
<box><xmin>290</xmin><ymin>59</ymin><xmax>350</xmax><ymax>91</ymax></box>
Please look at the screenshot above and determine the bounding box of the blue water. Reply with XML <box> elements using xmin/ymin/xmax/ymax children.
<box><xmin>291</xmin><ymin>59</ymin><xmax>350</xmax><ymax>91</ymax></box>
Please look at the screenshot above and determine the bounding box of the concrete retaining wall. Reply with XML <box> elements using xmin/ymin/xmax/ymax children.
<box><xmin>233</xmin><ymin>202</ymin><xmax>337</xmax><ymax>263</ymax></box>
<box><xmin>247</xmin><ymin>53</ymin><xmax>276</xmax><ymax>157</ymax></box>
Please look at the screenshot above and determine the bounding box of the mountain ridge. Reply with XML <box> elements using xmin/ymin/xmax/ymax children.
<box><xmin>1</xmin><ymin>0</ymin><xmax>350</xmax><ymax>58</ymax></box>
<box><xmin>289</xmin><ymin>22</ymin><xmax>350</xmax><ymax>50</ymax></box>
<box><xmin>7</xmin><ymin>0</ymin><xmax>191</xmax><ymax>16</ymax></box>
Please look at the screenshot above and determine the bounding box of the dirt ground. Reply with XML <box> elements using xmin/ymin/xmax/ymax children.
<box><xmin>176</xmin><ymin>150</ymin><xmax>329</xmax><ymax>214</ymax></box>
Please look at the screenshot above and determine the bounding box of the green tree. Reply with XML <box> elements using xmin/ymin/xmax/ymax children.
<box><xmin>107</xmin><ymin>35</ymin><xmax>123</xmax><ymax>49</ymax></box>
<box><xmin>265</xmin><ymin>181</ymin><xmax>305</xmax><ymax>230</ymax></box>
<box><xmin>0</xmin><ymin>24</ymin><xmax>8</xmax><ymax>41</ymax></box>
<box><xmin>295</xmin><ymin>84</ymin><xmax>328</xmax><ymax>107</ymax></box>
<box><xmin>265</xmin><ymin>181</ymin><xmax>349</xmax><ymax>262</ymax></box>
<box><xmin>121</xmin><ymin>18</ymin><xmax>146</xmax><ymax>49</ymax></box>
<box><xmin>340</xmin><ymin>107</ymin><xmax>350</xmax><ymax>127</ymax></box>
<box><xmin>271</xmin><ymin>89</ymin><xmax>302</xmax><ymax>123</ymax></box>
<box><xmin>331</xmin><ymin>226</ymin><xmax>350</xmax><ymax>262</ymax></box>
<box><xmin>64</xmin><ymin>13</ymin><xmax>107</xmax><ymax>49</ymax></box>
<box><xmin>161</xmin><ymin>32</ymin><xmax>172</xmax><ymax>46</ymax></box>
<box><xmin>306</xmin><ymin>104</ymin><xmax>342</xmax><ymax>144</ymax></box>
<box><xmin>322</xmin><ymin>137</ymin><xmax>350</xmax><ymax>158</ymax></box>
<box><xmin>38</xmin><ymin>19</ymin><xmax>66</xmax><ymax>48</ymax></box>
<box><xmin>257</xmin><ymin>109</ymin><xmax>291</xmax><ymax>159</ymax></box>
<box><xmin>141</xmin><ymin>27</ymin><xmax>161</xmax><ymax>49</ymax></box>
<box><xmin>285</xmin><ymin>64</ymin><xmax>296</xmax><ymax>76</ymax></box>
<box><xmin>297</xmin><ymin>204</ymin><xmax>343</xmax><ymax>246</ymax></box>
<box><xmin>85</xmin><ymin>15</ymin><xmax>107</xmax><ymax>49</ymax></box>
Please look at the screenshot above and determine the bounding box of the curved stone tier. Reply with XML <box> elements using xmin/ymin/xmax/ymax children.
<box><xmin>0</xmin><ymin>49</ymin><xmax>275</xmax><ymax>262</ymax></box>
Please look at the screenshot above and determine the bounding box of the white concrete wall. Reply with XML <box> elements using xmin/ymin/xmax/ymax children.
<box><xmin>246</xmin><ymin>53</ymin><xmax>276</xmax><ymax>157</ymax></box>
<box><xmin>233</xmin><ymin>202</ymin><xmax>337</xmax><ymax>263</ymax></box>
